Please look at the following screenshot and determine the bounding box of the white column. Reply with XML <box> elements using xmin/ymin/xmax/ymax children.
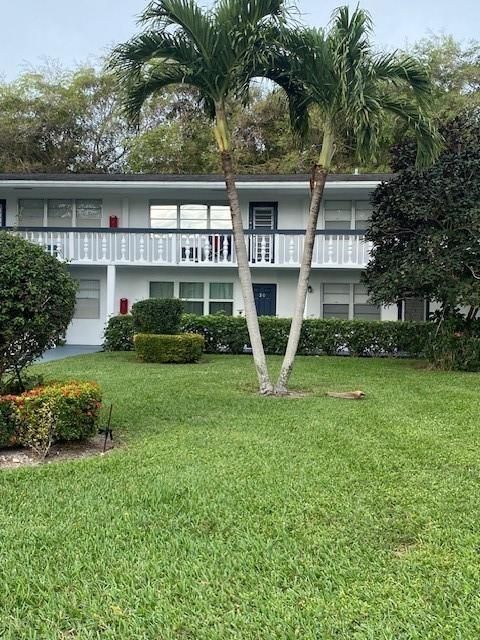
<box><xmin>106</xmin><ymin>265</ymin><xmax>116</xmax><ymax>318</ymax></box>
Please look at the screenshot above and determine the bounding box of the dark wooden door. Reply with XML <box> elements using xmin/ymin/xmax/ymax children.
<box><xmin>253</xmin><ymin>284</ymin><xmax>277</xmax><ymax>316</ymax></box>
<box><xmin>0</xmin><ymin>200</ymin><xmax>5</xmax><ymax>227</ymax></box>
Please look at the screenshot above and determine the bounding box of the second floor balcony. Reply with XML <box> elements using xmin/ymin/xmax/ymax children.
<box><xmin>5</xmin><ymin>227</ymin><xmax>372</xmax><ymax>269</ymax></box>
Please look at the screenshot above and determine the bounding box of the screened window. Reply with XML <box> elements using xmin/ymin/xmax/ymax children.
<box><xmin>209</xmin><ymin>282</ymin><xmax>233</xmax><ymax>315</ymax></box>
<box><xmin>180</xmin><ymin>282</ymin><xmax>204</xmax><ymax>315</ymax></box>
<box><xmin>324</xmin><ymin>201</ymin><xmax>352</xmax><ymax>231</ymax></box>
<box><xmin>150</xmin><ymin>282</ymin><xmax>174</xmax><ymax>299</ymax></box>
<box><xmin>353</xmin><ymin>284</ymin><xmax>380</xmax><ymax>320</ymax></box>
<box><xmin>76</xmin><ymin>199</ymin><xmax>102</xmax><ymax>227</ymax></box>
<box><xmin>18</xmin><ymin>199</ymin><xmax>44</xmax><ymax>227</ymax></box>
<box><xmin>47</xmin><ymin>200</ymin><xmax>73</xmax><ymax>227</ymax></box>
<box><xmin>323</xmin><ymin>283</ymin><xmax>350</xmax><ymax>319</ymax></box>
<box><xmin>150</xmin><ymin>205</ymin><xmax>177</xmax><ymax>229</ymax></box>
<box><xmin>355</xmin><ymin>202</ymin><xmax>373</xmax><ymax>231</ymax></box>
<box><xmin>74</xmin><ymin>280</ymin><xmax>100</xmax><ymax>319</ymax></box>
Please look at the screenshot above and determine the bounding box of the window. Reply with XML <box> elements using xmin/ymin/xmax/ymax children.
<box><xmin>150</xmin><ymin>205</ymin><xmax>177</xmax><ymax>229</ymax></box>
<box><xmin>47</xmin><ymin>200</ymin><xmax>73</xmax><ymax>227</ymax></box>
<box><xmin>149</xmin><ymin>204</ymin><xmax>232</xmax><ymax>229</ymax></box>
<box><xmin>180</xmin><ymin>282</ymin><xmax>204</xmax><ymax>314</ymax></box>
<box><xmin>322</xmin><ymin>283</ymin><xmax>350</xmax><ymax>319</ymax></box>
<box><xmin>150</xmin><ymin>281</ymin><xmax>174</xmax><ymax>299</ymax></box>
<box><xmin>210</xmin><ymin>205</ymin><xmax>231</xmax><ymax>229</ymax></box>
<box><xmin>324</xmin><ymin>201</ymin><xmax>352</xmax><ymax>231</ymax></box>
<box><xmin>18</xmin><ymin>199</ymin><xmax>102</xmax><ymax>227</ymax></box>
<box><xmin>18</xmin><ymin>199</ymin><xmax>44</xmax><ymax>227</ymax></box>
<box><xmin>353</xmin><ymin>284</ymin><xmax>380</xmax><ymax>320</ymax></box>
<box><xmin>76</xmin><ymin>199</ymin><xmax>102</xmax><ymax>228</ymax></box>
<box><xmin>355</xmin><ymin>202</ymin><xmax>373</xmax><ymax>231</ymax></box>
<box><xmin>180</xmin><ymin>204</ymin><xmax>208</xmax><ymax>229</ymax></box>
<box><xmin>74</xmin><ymin>280</ymin><xmax>100</xmax><ymax>319</ymax></box>
<box><xmin>209</xmin><ymin>283</ymin><xmax>233</xmax><ymax>315</ymax></box>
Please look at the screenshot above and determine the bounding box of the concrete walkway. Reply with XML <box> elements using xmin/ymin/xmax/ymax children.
<box><xmin>39</xmin><ymin>345</ymin><xmax>101</xmax><ymax>363</ymax></box>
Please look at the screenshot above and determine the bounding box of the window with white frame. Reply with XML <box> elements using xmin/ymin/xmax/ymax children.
<box><xmin>353</xmin><ymin>284</ymin><xmax>380</xmax><ymax>320</ymax></box>
<box><xmin>150</xmin><ymin>281</ymin><xmax>175</xmax><ymax>299</ymax></box>
<box><xmin>180</xmin><ymin>282</ymin><xmax>205</xmax><ymax>314</ymax></box>
<box><xmin>18</xmin><ymin>199</ymin><xmax>102</xmax><ymax>227</ymax></box>
<box><xmin>74</xmin><ymin>280</ymin><xmax>100</xmax><ymax>319</ymax></box>
<box><xmin>209</xmin><ymin>283</ymin><xmax>233</xmax><ymax>315</ymax></box>
<box><xmin>322</xmin><ymin>283</ymin><xmax>381</xmax><ymax>320</ymax></box>
<box><xmin>149</xmin><ymin>203</ymin><xmax>232</xmax><ymax>229</ymax></box>
<box><xmin>324</xmin><ymin>201</ymin><xmax>352</xmax><ymax>230</ymax></box>
<box><xmin>322</xmin><ymin>283</ymin><xmax>350</xmax><ymax>319</ymax></box>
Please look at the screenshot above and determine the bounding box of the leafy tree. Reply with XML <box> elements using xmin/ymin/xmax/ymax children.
<box><xmin>409</xmin><ymin>35</ymin><xmax>480</xmax><ymax>118</ymax></box>
<box><xmin>364</xmin><ymin>109</ymin><xmax>480</xmax><ymax>322</ymax></box>
<box><xmin>0</xmin><ymin>233</ymin><xmax>77</xmax><ymax>391</ymax></box>
<box><xmin>0</xmin><ymin>66</ymin><xmax>131</xmax><ymax>173</ymax></box>
<box><xmin>111</xmin><ymin>0</ymin><xmax>290</xmax><ymax>394</ymax></box>
<box><xmin>266</xmin><ymin>7</ymin><xmax>440</xmax><ymax>394</ymax></box>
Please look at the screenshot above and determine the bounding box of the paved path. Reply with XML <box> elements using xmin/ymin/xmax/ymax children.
<box><xmin>39</xmin><ymin>346</ymin><xmax>101</xmax><ymax>363</ymax></box>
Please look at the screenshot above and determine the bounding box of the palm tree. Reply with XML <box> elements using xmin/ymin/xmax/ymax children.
<box><xmin>110</xmin><ymin>0</ymin><xmax>288</xmax><ymax>395</ymax></box>
<box><xmin>268</xmin><ymin>7</ymin><xmax>441</xmax><ymax>394</ymax></box>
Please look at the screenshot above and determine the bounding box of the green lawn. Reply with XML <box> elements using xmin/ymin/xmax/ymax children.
<box><xmin>1</xmin><ymin>353</ymin><xmax>480</xmax><ymax>639</ymax></box>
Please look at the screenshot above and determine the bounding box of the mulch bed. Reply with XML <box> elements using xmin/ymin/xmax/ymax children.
<box><xmin>0</xmin><ymin>434</ymin><xmax>115</xmax><ymax>470</ymax></box>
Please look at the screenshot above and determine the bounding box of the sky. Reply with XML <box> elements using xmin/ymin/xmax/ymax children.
<box><xmin>1</xmin><ymin>0</ymin><xmax>479</xmax><ymax>81</ymax></box>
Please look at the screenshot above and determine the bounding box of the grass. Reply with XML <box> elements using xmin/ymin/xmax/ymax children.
<box><xmin>1</xmin><ymin>353</ymin><xmax>480</xmax><ymax>639</ymax></box>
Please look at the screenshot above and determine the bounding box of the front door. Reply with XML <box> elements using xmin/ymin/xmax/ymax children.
<box><xmin>253</xmin><ymin>284</ymin><xmax>277</xmax><ymax>316</ymax></box>
<box><xmin>404</xmin><ymin>297</ymin><xmax>427</xmax><ymax>321</ymax></box>
<box><xmin>0</xmin><ymin>200</ymin><xmax>5</xmax><ymax>227</ymax></box>
<box><xmin>249</xmin><ymin>202</ymin><xmax>277</xmax><ymax>263</ymax></box>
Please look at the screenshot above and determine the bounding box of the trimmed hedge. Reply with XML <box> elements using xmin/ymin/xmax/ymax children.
<box><xmin>132</xmin><ymin>298</ymin><xmax>183</xmax><ymax>335</ymax></box>
<box><xmin>181</xmin><ymin>315</ymin><xmax>433</xmax><ymax>357</ymax></box>
<box><xmin>0</xmin><ymin>381</ymin><xmax>102</xmax><ymax>449</ymax></box>
<box><xmin>105</xmin><ymin>313</ymin><xmax>433</xmax><ymax>357</ymax></box>
<box><xmin>134</xmin><ymin>333</ymin><xmax>205</xmax><ymax>364</ymax></box>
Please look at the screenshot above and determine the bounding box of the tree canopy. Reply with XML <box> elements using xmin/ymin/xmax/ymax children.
<box><xmin>364</xmin><ymin>108</ymin><xmax>480</xmax><ymax>316</ymax></box>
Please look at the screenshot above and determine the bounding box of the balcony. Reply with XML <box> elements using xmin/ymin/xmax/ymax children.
<box><xmin>5</xmin><ymin>227</ymin><xmax>372</xmax><ymax>268</ymax></box>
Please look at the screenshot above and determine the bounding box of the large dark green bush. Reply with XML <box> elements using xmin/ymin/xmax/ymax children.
<box><xmin>103</xmin><ymin>315</ymin><xmax>134</xmax><ymax>351</ymax></box>
<box><xmin>132</xmin><ymin>298</ymin><xmax>183</xmax><ymax>335</ymax></box>
<box><xmin>134</xmin><ymin>333</ymin><xmax>205</xmax><ymax>363</ymax></box>
<box><xmin>0</xmin><ymin>233</ymin><xmax>77</xmax><ymax>390</ymax></box>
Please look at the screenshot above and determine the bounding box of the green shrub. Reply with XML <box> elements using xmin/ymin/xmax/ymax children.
<box><xmin>103</xmin><ymin>315</ymin><xmax>134</xmax><ymax>351</ymax></box>
<box><xmin>181</xmin><ymin>314</ymin><xmax>248</xmax><ymax>353</ymax></box>
<box><xmin>426</xmin><ymin>333</ymin><xmax>480</xmax><ymax>371</ymax></box>
<box><xmin>0</xmin><ymin>381</ymin><xmax>102</xmax><ymax>450</ymax></box>
<box><xmin>132</xmin><ymin>298</ymin><xmax>184</xmax><ymax>335</ymax></box>
<box><xmin>182</xmin><ymin>315</ymin><xmax>433</xmax><ymax>357</ymax></box>
<box><xmin>0</xmin><ymin>397</ymin><xmax>17</xmax><ymax>447</ymax></box>
<box><xmin>0</xmin><ymin>233</ymin><xmax>77</xmax><ymax>390</ymax></box>
<box><xmin>134</xmin><ymin>333</ymin><xmax>205</xmax><ymax>363</ymax></box>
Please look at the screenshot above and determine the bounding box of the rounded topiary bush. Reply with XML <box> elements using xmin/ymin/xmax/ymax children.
<box><xmin>134</xmin><ymin>333</ymin><xmax>205</xmax><ymax>363</ymax></box>
<box><xmin>132</xmin><ymin>298</ymin><xmax>183</xmax><ymax>335</ymax></box>
<box><xmin>103</xmin><ymin>315</ymin><xmax>134</xmax><ymax>351</ymax></box>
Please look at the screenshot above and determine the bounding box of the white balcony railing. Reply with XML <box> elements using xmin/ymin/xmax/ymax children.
<box><xmin>6</xmin><ymin>228</ymin><xmax>372</xmax><ymax>268</ymax></box>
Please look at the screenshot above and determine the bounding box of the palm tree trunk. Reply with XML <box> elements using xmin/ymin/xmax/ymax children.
<box><xmin>221</xmin><ymin>151</ymin><xmax>273</xmax><ymax>394</ymax></box>
<box><xmin>275</xmin><ymin>164</ymin><xmax>328</xmax><ymax>394</ymax></box>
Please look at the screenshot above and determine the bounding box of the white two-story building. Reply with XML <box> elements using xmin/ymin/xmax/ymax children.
<box><xmin>0</xmin><ymin>172</ymin><xmax>427</xmax><ymax>345</ymax></box>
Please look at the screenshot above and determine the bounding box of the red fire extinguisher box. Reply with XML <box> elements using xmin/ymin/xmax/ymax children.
<box><xmin>109</xmin><ymin>215</ymin><xmax>119</xmax><ymax>228</ymax></box>
<box><xmin>120</xmin><ymin>298</ymin><xmax>129</xmax><ymax>315</ymax></box>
